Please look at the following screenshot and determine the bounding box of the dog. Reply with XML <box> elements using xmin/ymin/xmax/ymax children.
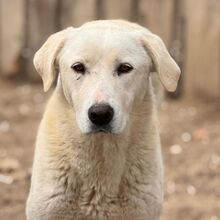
<box><xmin>26</xmin><ymin>20</ymin><xmax>180</xmax><ymax>220</ymax></box>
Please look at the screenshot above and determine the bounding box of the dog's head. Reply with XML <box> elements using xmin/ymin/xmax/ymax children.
<box><xmin>34</xmin><ymin>20</ymin><xmax>180</xmax><ymax>134</ymax></box>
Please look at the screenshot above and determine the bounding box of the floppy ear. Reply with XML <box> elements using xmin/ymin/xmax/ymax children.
<box><xmin>33</xmin><ymin>27</ymin><xmax>73</xmax><ymax>92</ymax></box>
<box><xmin>140</xmin><ymin>33</ymin><xmax>181</xmax><ymax>92</ymax></box>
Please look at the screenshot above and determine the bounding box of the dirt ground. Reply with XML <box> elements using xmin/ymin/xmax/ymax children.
<box><xmin>0</xmin><ymin>79</ymin><xmax>219</xmax><ymax>220</ymax></box>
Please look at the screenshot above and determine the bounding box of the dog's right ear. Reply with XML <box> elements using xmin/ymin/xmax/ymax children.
<box><xmin>33</xmin><ymin>27</ymin><xmax>73</xmax><ymax>92</ymax></box>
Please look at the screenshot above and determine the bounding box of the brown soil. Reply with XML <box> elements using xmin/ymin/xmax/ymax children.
<box><xmin>0</xmin><ymin>79</ymin><xmax>219</xmax><ymax>220</ymax></box>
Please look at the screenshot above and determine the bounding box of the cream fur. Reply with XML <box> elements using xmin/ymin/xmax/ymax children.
<box><xmin>26</xmin><ymin>20</ymin><xmax>180</xmax><ymax>220</ymax></box>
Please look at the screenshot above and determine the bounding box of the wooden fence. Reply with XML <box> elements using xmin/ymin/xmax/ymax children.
<box><xmin>0</xmin><ymin>0</ymin><xmax>219</xmax><ymax>99</ymax></box>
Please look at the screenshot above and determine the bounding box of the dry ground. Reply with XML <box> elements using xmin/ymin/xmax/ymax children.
<box><xmin>0</xmin><ymin>79</ymin><xmax>219</xmax><ymax>220</ymax></box>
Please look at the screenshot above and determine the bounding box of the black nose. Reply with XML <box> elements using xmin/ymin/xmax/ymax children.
<box><xmin>88</xmin><ymin>104</ymin><xmax>114</xmax><ymax>126</ymax></box>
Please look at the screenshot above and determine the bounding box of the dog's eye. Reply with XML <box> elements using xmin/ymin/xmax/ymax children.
<box><xmin>71</xmin><ymin>62</ymin><xmax>86</xmax><ymax>74</ymax></box>
<box><xmin>117</xmin><ymin>63</ymin><xmax>133</xmax><ymax>75</ymax></box>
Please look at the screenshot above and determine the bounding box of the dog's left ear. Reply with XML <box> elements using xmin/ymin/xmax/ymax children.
<box><xmin>140</xmin><ymin>32</ymin><xmax>181</xmax><ymax>92</ymax></box>
<box><xmin>34</xmin><ymin>27</ymin><xmax>73</xmax><ymax>92</ymax></box>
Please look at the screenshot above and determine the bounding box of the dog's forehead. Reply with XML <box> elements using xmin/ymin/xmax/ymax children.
<box><xmin>69</xmin><ymin>27</ymin><xmax>138</xmax><ymax>50</ymax></box>
<box><xmin>62</xmin><ymin>26</ymin><xmax>146</xmax><ymax>66</ymax></box>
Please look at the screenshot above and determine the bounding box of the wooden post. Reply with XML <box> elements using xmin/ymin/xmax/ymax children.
<box><xmin>102</xmin><ymin>0</ymin><xmax>132</xmax><ymax>20</ymax></box>
<box><xmin>96</xmin><ymin>0</ymin><xmax>105</xmax><ymax>19</ymax></box>
<box><xmin>130</xmin><ymin>0</ymin><xmax>141</xmax><ymax>22</ymax></box>
<box><xmin>185</xmin><ymin>0</ymin><xmax>220</xmax><ymax>99</ymax></box>
<box><xmin>60</xmin><ymin>0</ymin><xmax>97</xmax><ymax>27</ymax></box>
<box><xmin>0</xmin><ymin>0</ymin><xmax>25</xmax><ymax>77</ymax></box>
<box><xmin>138</xmin><ymin>0</ymin><xmax>175</xmax><ymax>46</ymax></box>
<box><xmin>168</xmin><ymin>0</ymin><xmax>186</xmax><ymax>98</ymax></box>
<box><xmin>20</xmin><ymin>0</ymin><xmax>60</xmax><ymax>81</ymax></box>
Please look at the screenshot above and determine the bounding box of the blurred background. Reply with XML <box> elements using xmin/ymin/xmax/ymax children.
<box><xmin>0</xmin><ymin>0</ymin><xmax>219</xmax><ymax>219</ymax></box>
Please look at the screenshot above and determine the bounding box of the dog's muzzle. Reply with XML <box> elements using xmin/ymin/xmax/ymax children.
<box><xmin>88</xmin><ymin>104</ymin><xmax>114</xmax><ymax>133</ymax></box>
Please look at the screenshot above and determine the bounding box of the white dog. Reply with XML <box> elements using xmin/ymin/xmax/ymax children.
<box><xmin>26</xmin><ymin>20</ymin><xmax>180</xmax><ymax>220</ymax></box>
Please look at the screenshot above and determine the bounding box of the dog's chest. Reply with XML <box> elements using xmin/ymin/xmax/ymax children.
<box><xmin>47</xmin><ymin>144</ymin><xmax>163</xmax><ymax>220</ymax></box>
<box><xmin>53</xmin><ymin>186</ymin><xmax>149</xmax><ymax>220</ymax></box>
<box><xmin>52</xmin><ymin>170</ymin><xmax>161</xmax><ymax>220</ymax></box>
<box><xmin>71</xmin><ymin>188</ymin><xmax>124</xmax><ymax>219</ymax></box>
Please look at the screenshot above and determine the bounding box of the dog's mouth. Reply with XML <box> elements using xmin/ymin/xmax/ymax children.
<box><xmin>89</xmin><ymin>125</ymin><xmax>113</xmax><ymax>134</ymax></box>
